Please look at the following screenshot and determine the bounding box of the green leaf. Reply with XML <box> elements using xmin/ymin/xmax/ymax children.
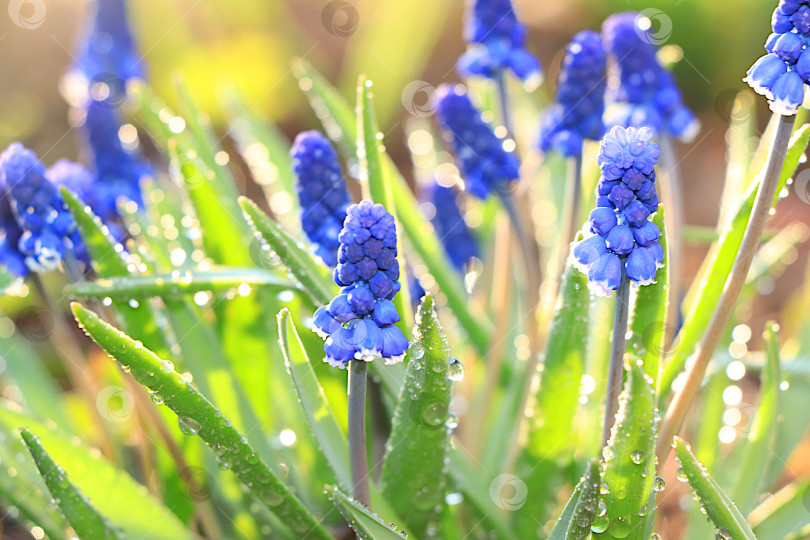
<box><xmin>71</xmin><ymin>303</ymin><xmax>332</xmax><ymax>540</ymax></box>
<box><xmin>594</xmin><ymin>361</ymin><xmax>657</xmax><ymax>539</ymax></box>
<box><xmin>380</xmin><ymin>294</ymin><xmax>457</xmax><ymax>538</ymax></box>
<box><xmin>627</xmin><ymin>206</ymin><xmax>670</xmax><ymax>385</ymax></box>
<box><xmin>0</xmin><ymin>405</ymin><xmax>190</xmax><ymax>540</ymax></box>
<box><xmin>527</xmin><ymin>259</ymin><xmax>591</xmax><ymax>459</ymax></box>
<box><xmin>292</xmin><ymin>57</ymin><xmax>491</xmax><ymax>355</ymax></box>
<box><xmin>67</xmin><ymin>268</ymin><xmax>296</xmax><ymax>300</ymax></box>
<box><xmin>0</xmin><ymin>265</ymin><xmax>18</xmax><ymax>295</ymax></box>
<box><xmin>277</xmin><ymin>308</ymin><xmax>350</xmax><ymax>489</ymax></box>
<box><xmin>731</xmin><ymin>321</ymin><xmax>781</xmax><ymax>513</ymax></box>
<box><xmin>19</xmin><ymin>428</ymin><xmax>121</xmax><ymax>539</ymax></box>
<box><xmin>548</xmin><ymin>459</ymin><xmax>601</xmax><ymax>540</ymax></box>
<box><xmin>239</xmin><ymin>196</ymin><xmax>335</xmax><ymax>304</ymax></box>
<box><xmin>749</xmin><ymin>479</ymin><xmax>810</xmax><ymax>539</ymax></box>
<box><xmin>661</xmin><ymin>123</ymin><xmax>810</xmax><ymax>397</ymax></box>
<box><xmin>673</xmin><ymin>437</ymin><xmax>757</xmax><ymax>540</ymax></box>
<box><xmin>324</xmin><ymin>485</ymin><xmax>406</xmax><ymax>540</ymax></box>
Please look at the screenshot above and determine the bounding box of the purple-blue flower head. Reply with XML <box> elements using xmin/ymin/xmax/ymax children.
<box><xmin>744</xmin><ymin>0</ymin><xmax>810</xmax><ymax>115</ymax></box>
<box><xmin>313</xmin><ymin>200</ymin><xmax>408</xmax><ymax>368</ymax></box>
<box><xmin>602</xmin><ymin>12</ymin><xmax>699</xmax><ymax>141</ymax></box>
<box><xmin>571</xmin><ymin>126</ymin><xmax>664</xmax><ymax>295</ymax></box>
<box><xmin>75</xmin><ymin>0</ymin><xmax>144</xmax><ymax>84</ymax></box>
<box><xmin>538</xmin><ymin>30</ymin><xmax>607</xmax><ymax>157</ymax></box>
<box><xmin>458</xmin><ymin>0</ymin><xmax>542</xmax><ymax>86</ymax></box>
<box><xmin>435</xmin><ymin>84</ymin><xmax>520</xmax><ymax>199</ymax></box>
<box><xmin>0</xmin><ymin>144</ymin><xmax>86</xmax><ymax>273</ymax></box>
<box><xmin>290</xmin><ymin>131</ymin><xmax>351</xmax><ymax>267</ymax></box>
<box><xmin>425</xmin><ymin>182</ymin><xmax>479</xmax><ymax>271</ymax></box>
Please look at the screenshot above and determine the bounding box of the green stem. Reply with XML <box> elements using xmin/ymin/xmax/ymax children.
<box><xmin>656</xmin><ymin>113</ymin><xmax>797</xmax><ymax>463</ymax></box>
<box><xmin>603</xmin><ymin>269</ymin><xmax>630</xmax><ymax>446</ymax></box>
<box><xmin>348</xmin><ymin>360</ymin><xmax>370</xmax><ymax>506</ymax></box>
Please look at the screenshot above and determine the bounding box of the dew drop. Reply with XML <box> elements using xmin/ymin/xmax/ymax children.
<box><xmin>653</xmin><ymin>476</ymin><xmax>666</xmax><ymax>492</ymax></box>
<box><xmin>447</xmin><ymin>358</ymin><xmax>464</xmax><ymax>382</ymax></box>
<box><xmin>591</xmin><ymin>514</ymin><xmax>609</xmax><ymax>534</ymax></box>
<box><xmin>608</xmin><ymin>516</ymin><xmax>631</xmax><ymax>538</ymax></box>
<box><xmin>151</xmin><ymin>394</ymin><xmax>164</xmax><ymax>405</ymax></box>
<box><xmin>676</xmin><ymin>467</ymin><xmax>688</xmax><ymax>482</ymax></box>
<box><xmin>159</xmin><ymin>360</ymin><xmax>174</xmax><ymax>374</ymax></box>
<box><xmin>409</xmin><ymin>342</ymin><xmax>424</xmax><ymax>360</ymax></box>
<box><xmin>630</xmin><ymin>450</ymin><xmax>644</xmax><ymax>464</ymax></box>
<box><xmin>178</xmin><ymin>416</ymin><xmax>200</xmax><ymax>436</ymax></box>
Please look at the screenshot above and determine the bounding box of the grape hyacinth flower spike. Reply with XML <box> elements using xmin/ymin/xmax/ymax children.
<box><xmin>290</xmin><ymin>131</ymin><xmax>351</xmax><ymax>267</ymax></box>
<box><xmin>602</xmin><ymin>12</ymin><xmax>699</xmax><ymax>142</ymax></box>
<box><xmin>435</xmin><ymin>84</ymin><xmax>520</xmax><ymax>199</ymax></box>
<box><xmin>425</xmin><ymin>182</ymin><xmax>479</xmax><ymax>271</ymax></box>
<box><xmin>0</xmin><ymin>143</ymin><xmax>87</xmax><ymax>274</ymax></box>
<box><xmin>312</xmin><ymin>200</ymin><xmax>409</xmax><ymax>368</ymax></box>
<box><xmin>571</xmin><ymin>126</ymin><xmax>663</xmax><ymax>296</ymax></box>
<box><xmin>744</xmin><ymin>0</ymin><xmax>810</xmax><ymax>115</ymax></box>
<box><xmin>458</xmin><ymin>0</ymin><xmax>542</xmax><ymax>87</ymax></box>
<box><xmin>538</xmin><ymin>30</ymin><xmax>607</xmax><ymax>158</ymax></box>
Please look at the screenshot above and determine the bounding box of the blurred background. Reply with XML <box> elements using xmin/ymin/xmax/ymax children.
<box><xmin>0</xmin><ymin>0</ymin><xmax>806</xmax><ymax>339</ymax></box>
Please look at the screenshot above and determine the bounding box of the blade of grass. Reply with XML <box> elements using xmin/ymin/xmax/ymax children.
<box><xmin>324</xmin><ymin>485</ymin><xmax>407</xmax><ymax>540</ymax></box>
<box><xmin>749</xmin><ymin>478</ymin><xmax>810</xmax><ymax>539</ymax></box>
<box><xmin>71</xmin><ymin>303</ymin><xmax>332</xmax><ymax>540</ymax></box>
<box><xmin>548</xmin><ymin>459</ymin><xmax>601</xmax><ymax>540</ymax></box>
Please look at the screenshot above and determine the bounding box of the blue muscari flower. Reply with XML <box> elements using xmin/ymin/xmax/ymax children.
<box><xmin>538</xmin><ymin>30</ymin><xmax>607</xmax><ymax>157</ymax></box>
<box><xmin>571</xmin><ymin>126</ymin><xmax>664</xmax><ymax>296</ymax></box>
<box><xmin>290</xmin><ymin>131</ymin><xmax>352</xmax><ymax>267</ymax></box>
<box><xmin>744</xmin><ymin>0</ymin><xmax>810</xmax><ymax>115</ymax></box>
<box><xmin>602</xmin><ymin>12</ymin><xmax>699</xmax><ymax>142</ymax></box>
<box><xmin>458</xmin><ymin>0</ymin><xmax>542</xmax><ymax>86</ymax></box>
<box><xmin>312</xmin><ymin>200</ymin><xmax>409</xmax><ymax>368</ymax></box>
<box><xmin>435</xmin><ymin>84</ymin><xmax>520</xmax><ymax>199</ymax></box>
<box><xmin>70</xmin><ymin>0</ymin><xmax>151</xmax><ymax>223</ymax></box>
<box><xmin>0</xmin><ymin>192</ymin><xmax>27</xmax><ymax>278</ymax></box>
<box><xmin>425</xmin><ymin>182</ymin><xmax>479</xmax><ymax>270</ymax></box>
<box><xmin>0</xmin><ymin>144</ymin><xmax>86</xmax><ymax>273</ymax></box>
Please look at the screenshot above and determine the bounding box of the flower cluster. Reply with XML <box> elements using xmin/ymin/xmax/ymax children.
<box><xmin>538</xmin><ymin>30</ymin><xmax>607</xmax><ymax>157</ymax></box>
<box><xmin>458</xmin><ymin>0</ymin><xmax>542</xmax><ymax>85</ymax></box>
<box><xmin>425</xmin><ymin>182</ymin><xmax>479</xmax><ymax>270</ymax></box>
<box><xmin>312</xmin><ymin>200</ymin><xmax>409</xmax><ymax>368</ymax></box>
<box><xmin>571</xmin><ymin>126</ymin><xmax>664</xmax><ymax>296</ymax></box>
<box><xmin>0</xmin><ymin>194</ymin><xmax>26</xmax><ymax>278</ymax></box>
<box><xmin>744</xmin><ymin>0</ymin><xmax>810</xmax><ymax>115</ymax></box>
<box><xmin>290</xmin><ymin>131</ymin><xmax>351</xmax><ymax>267</ymax></box>
<box><xmin>602</xmin><ymin>12</ymin><xmax>699</xmax><ymax>142</ymax></box>
<box><xmin>435</xmin><ymin>84</ymin><xmax>520</xmax><ymax>199</ymax></box>
<box><xmin>0</xmin><ymin>144</ymin><xmax>86</xmax><ymax>273</ymax></box>
<box><xmin>69</xmin><ymin>0</ymin><xmax>151</xmax><ymax>223</ymax></box>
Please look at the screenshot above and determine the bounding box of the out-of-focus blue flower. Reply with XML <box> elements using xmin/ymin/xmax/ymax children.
<box><xmin>68</xmin><ymin>0</ymin><xmax>151</xmax><ymax>224</ymax></box>
<box><xmin>458</xmin><ymin>0</ymin><xmax>542</xmax><ymax>86</ymax></box>
<box><xmin>602</xmin><ymin>12</ymin><xmax>699</xmax><ymax>141</ymax></box>
<box><xmin>538</xmin><ymin>30</ymin><xmax>607</xmax><ymax>157</ymax></box>
<box><xmin>312</xmin><ymin>200</ymin><xmax>409</xmax><ymax>368</ymax></box>
<box><xmin>571</xmin><ymin>126</ymin><xmax>664</xmax><ymax>296</ymax></box>
<box><xmin>0</xmin><ymin>192</ymin><xmax>27</xmax><ymax>278</ymax></box>
<box><xmin>0</xmin><ymin>144</ymin><xmax>86</xmax><ymax>273</ymax></box>
<box><xmin>744</xmin><ymin>0</ymin><xmax>810</xmax><ymax>115</ymax></box>
<box><xmin>425</xmin><ymin>182</ymin><xmax>479</xmax><ymax>270</ymax></box>
<box><xmin>435</xmin><ymin>84</ymin><xmax>520</xmax><ymax>199</ymax></box>
<box><xmin>290</xmin><ymin>131</ymin><xmax>351</xmax><ymax>267</ymax></box>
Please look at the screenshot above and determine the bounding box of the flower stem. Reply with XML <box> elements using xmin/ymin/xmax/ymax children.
<box><xmin>656</xmin><ymin>113</ymin><xmax>797</xmax><ymax>463</ymax></box>
<box><xmin>603</xmin><ymin>268</ymin><xmax>630</xmax><ymax>446</ymax></box>
<box><xmin>348</xmin><ymin>359</ymin><xmax>370</xmax><ymax>505</ymax></box>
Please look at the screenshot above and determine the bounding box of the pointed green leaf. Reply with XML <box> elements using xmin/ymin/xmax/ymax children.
<box><xmin>673</xmin><ymin>437</ymin><xmax>756</xmax><ymax>540</ymax></box>
<box><xmin>749</xmin><ymin>479</ymin><xmax>810</xmax><ymax>539</ymax></box>
<box><xmin>71</xmin><ymin>303</ymin><xmax>332</xmax><ymax>540</ymax></box>
<box><xmin>67</xmin><ymin>268</ymin><xmax>296</xmax><ymax>300</ymax></box>
<box><xmin>380</xmin><ymin>295</ymin><xmax>456</xmax><ymax>538</ymax></box>
<box><xmin>292</xmin><ymin>57</ymin><xmax>491</xmax><ymax>355</ymax></box>
<box><xmin>19</xmin><ymin>428</ymin><xmax>121</xmax><ymax>539</ymax></box>
<box><xmin>239</xmin><ymin>196</ymin><xmax>335</xmax><ymax>304</ymax></box>
<box><xmin>731</xmin><ymin>321</ymin><xmax>781</xmax><ymax>513</ymax></box>
<box><xmin>627</xmin><ymin>206</ymin><xmax>669</xmax><ymax>385</ymax></box>
<box><xmin>0</xmin><ymin>405</ymin><xmax>190</xmax><ymax>540</ymax></box>
<box><xmin>548</xmin><ymin>459</ymin><xmax>601</xmax><ymax>540</ymax></box>
<box><xmin>661</xmin><ymin>124</ymin><xmax>810</xmax><ymax>397</ymax></box>
<box><xmin>527</xmin><ymin>259</ymin><xmax>591</xmax><ymax>459</ymax></box>
<box><xmin>324</xmin><ymin>485</ymin><xmax>406</xmax><ymax>540</ymax></box>
<box><xmin>595</xmin><ymin>361</ymin><xmax>657</xmax><ymax>539</ymax></box>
